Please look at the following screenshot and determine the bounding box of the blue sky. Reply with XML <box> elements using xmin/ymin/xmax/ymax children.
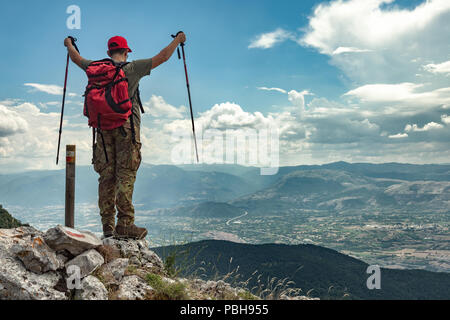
<box><xmin>1</xmin><ymin>0</ymin><xmax>342</xmax><ymax>111</ymax></box>
<box><xmin>1</xmin><ymin>0</ymin><xmax>449</xmax><ymax>172</ymax></box>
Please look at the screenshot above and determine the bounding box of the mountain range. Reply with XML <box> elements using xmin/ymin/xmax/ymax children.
<box><xmin>2</xmin><ymin>162</ymin><xmax>450</xmax><ymax>213</ymax></box>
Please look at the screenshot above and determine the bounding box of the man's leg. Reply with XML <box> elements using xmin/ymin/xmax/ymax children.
<box><xmin>93</xmin><ymin>130</ymin><xmax>116</xmax><ymax>237</ymax></box>
<box><xmin>116</xmin><ymin>167</ymin><xmax>138</xmax><ymax>226</ymax></box>
<box><xmin>114</xmin><ymin>123</ymin><xmax>147</xmax><ymax>239</ymax></box>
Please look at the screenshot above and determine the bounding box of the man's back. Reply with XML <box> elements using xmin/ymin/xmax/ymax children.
<box><xmin>80</xmin><ymin>58</ymin><xmax>153</xmax><ymax>131</ymax></box>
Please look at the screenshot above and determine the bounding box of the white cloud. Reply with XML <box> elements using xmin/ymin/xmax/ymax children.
<box><xmin>0</xmin><ymin>99</ymin><xmax>22</xmax><ymax>106</ymax></box>
<box><xmin>0</xmin><ymin>104</ymin><xmax>28</xmax><ymax>137</ymax></box>
<box><xmin>257</xmin><ymin>87</ymin><xmax>287</xmax><ymax>94</ymax></box>
<box><xmin>249</xmin><ymin>28</ymin><xmax>294</xmax><ymax>49</ymax></box>
<box><xmin>332</xmin><ymin>47</ymin><xmax>372</xmax><ymax>55</ymax></box>
<box><xmin>148</xmin><ymin>102</ymin><xmax>286</xmax><ymax>165</ymax></box>
<box><xmin>38</xmin><ymin>101</ymin><xmax>60</xmax><ymax>109</ymax></box>
<box><xmin>143</xmin><ymin>95</ymin><xmax>187</xmax><ymax>119</ymax></box>
<box><xmin>299</xmin><ymin>0</ymin><xmax>450</xmax><ymax>83</ymax></box>
<box><xmin>0</xmin><ymin>101</ymin><xmax>91</xmax><ymax>172</ymax></box>
<box><xmin>4</xmin><ymin>86</ymin><xmax>450</xmax><ymax>171</ymax></box>
<box><xmin>441</xmin><ymin>114</ymin><xmax>450</xmax><ymax>124</ymax></box>
<box><xmin>197</xmin><ymin>102</ymin><xmax>271</xmax><ymax>130</ymax></box>
<box><xmin>24</xmin><ymin>83</ymin><xmax>77</xmax><ymax>97</ymax></box>
<box><xmin>388</xmin><ymin>133</ymin><xmax>408</xmax><ymax>139</ymax></box>
<box><xmin>306</xmin><ymin>116</ymin><xmax>381</xmax><ymax>144</ymax></box>
<box><xmin>423</xmin><ymin>60</ymin><xmax>450</xmax><ymax>75</ymax></box>
<box><xmin>258</xmin><ymin>87</ymin><xmax>311</xmax><ymax>112</ymax></box>
<box><xmin>405</xmin><ymin>122</ymin><xmax>444</xmax><ymax>132</ymax></box>
<box><xmin>288</xmin><ymin>90</ymin><xmax>311</xmax><ymax>112</ymax></box>
<box><xmin>345</xmin><ymin>83</ymin><xmax>423</xmax><ymax>102</ymax></box>
<box><xmin>301</xmin><ymin>0</ymin><xmax>450</xmax><ymax>54</ymax></box>
<box><xmin>345</xmin><ymin>83</ymin><xmax>450</xmax><ymax>108</ymax></box>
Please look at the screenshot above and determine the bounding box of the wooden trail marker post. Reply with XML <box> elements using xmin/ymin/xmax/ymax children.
<box><xmin>65</xmin><ymin>145</ymin><xmax>76</xmax><ymax>228</ymax></box>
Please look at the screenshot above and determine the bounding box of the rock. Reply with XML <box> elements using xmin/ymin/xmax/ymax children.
<box><xmin>129</xmin><ymin>255</ymin><xmax>142</xmax><ymax>266</ymax></box>
<box><xmin>0</xmin><ymin>226</ymin><xmax>44</xmax><ymax>239</ymax></box>
<box><xmin>44</xmin><ymin>225</ymin><xmax>102</xmax><ymax>256</ymax></box>
<box><xmin>102</xmin><ymin>238</ymin><xmax>164</xmax><ymax>273</ymax></box>
<box><xmin>116</xmin><ymin>275</ymin><xmax>154</xmax><ymax>300</ymax></box>
<box><xmin>56</xmin><ymin>253</ymin><xmax>69</xmax><ymax>266</ymax></box>
<box><xmin>136</xmin><ymin>239</ymin><xmax>150</xmax><ymax>249</ymax></box>
<box><xmin>1</xmin><ymin>226</ymin><xmax>276</xmax><ymax>301</ymax></box>
<box><xmin>98</xmin><ymin>258</ymin><xmax>129</xmax><ymax>285</ymax></box>
<box><xmin>189</xmin><ymin>279</ymin><xmax>239</xmax><ymax>300</ymax></box>
<box><xmin>140</xmin><ymin>247</ymin><xmax>164</xmax><ymax>271</ymax></box>
<box><xmin>0</xmin><ymin>227</ymin><xmax>66</xmax><ymax>300</ymax></box>
<box><xmin>103</xmin><ymin>238</ymin><xmax>146</xmax><ymax>257</ymax></box>
<box><xmin>74</xmin><ymin>275</ymin><xmax>108</xmax><ymax>300</ymax></box>
<box><xmin>65</xmin><ymin>249</ymin><xmax>104</xmax><ymax>278</ymax></box>
<box><xmin>102</xmin><ymin>237</ymin><xmax>117</xmax><ymax>247</ymax></box>
<box><xmin>11</xmin><ymin>236</ymin><xmax>61</xmax><ymax>274</ymax></box>
<box><xmin>109</xmin><ymin>238</ymin><xmax>140</xmax><ymax>257</ymax></box>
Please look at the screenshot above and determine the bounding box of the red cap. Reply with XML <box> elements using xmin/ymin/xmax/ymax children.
<box><xmin>108</xmin><ymin>36</ymin><xmax>132</xmax><ymax>53</ymax></box>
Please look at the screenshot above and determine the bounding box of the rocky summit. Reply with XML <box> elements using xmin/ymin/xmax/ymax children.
<box><xmin>0</xmin><ymin>225</ymin><xmax>316</xmax><ymax>300</ymax></box>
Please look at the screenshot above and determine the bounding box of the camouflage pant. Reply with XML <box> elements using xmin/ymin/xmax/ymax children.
<box><xmin>93</xmin><ymin>119</ymin><xmax>142</xmax><ymax>228</ymax></box>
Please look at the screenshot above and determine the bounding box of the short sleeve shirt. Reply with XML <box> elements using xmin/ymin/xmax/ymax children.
<box><xmin>80</xmin><ymin>58</ymin><xmax>152</xmax><ymax>129</ymax></box>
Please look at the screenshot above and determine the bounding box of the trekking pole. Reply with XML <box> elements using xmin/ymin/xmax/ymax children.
<box><xmin>171</xmin><ymin>31</ymin><xmax>200</xmax><ymax>163</ymax></box>
<box><xmin>56</xmin><ymin>36</ymin><xmax>80</xmax><ymax>165</ymax></box>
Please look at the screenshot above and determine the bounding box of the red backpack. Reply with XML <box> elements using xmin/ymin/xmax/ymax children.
<box><xmin>83</xmin><ymin>59</ymin><xmax>132</xmax><ymax>130</ymax></box>
<box><xmin>83</xmin><ymin>59</ymin><xmax>145</xmax><ymax>163</ymax></box>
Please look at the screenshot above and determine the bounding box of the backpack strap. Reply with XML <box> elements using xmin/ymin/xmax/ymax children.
<box><xmin>129</xmin><ymin>112</ymin><xmax>137</xmax><ymax>145</ymax></box>
<box><xmin>99</xmin><ymin>130</ymin><xmax>109</xmax><ymax>163</ymax></box>
<box><xmin>117</xmin><ymin>114</ymin><xmax>137</xmax><ymax>145</ymax></box>
<box><xmin>126</xmin><ymin>84</ymin><xmax>144</xmax><ymax>145</ymax></box>
<box><xmin>137</xmin><ymin>86</ymin><xmax>145</xmax><ymax>114</ymax></box>
<box><xmin>91</xmin><ymin>128</ymin><xmax>96</xmax><ymax>165</ymax></box>
<box><xmin>97</xmin><ymin>114</ymin><xmax>109</xmax><ymax>163</ymax></box>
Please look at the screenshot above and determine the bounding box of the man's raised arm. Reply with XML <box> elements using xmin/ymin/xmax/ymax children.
<box><xmin>151</xmin><ymin>32</ymin><xmax>186</xmax><ymax>70</ymax></box>
<box><xmin>64</xmin><ymin>37</ymin><xmax>85</xmax><ymax>69</ymax></box>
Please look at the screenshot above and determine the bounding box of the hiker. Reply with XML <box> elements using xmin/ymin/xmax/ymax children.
<box><xmin>64</xmin><ymin>33</ymin><xmax>186</xmax><ymax>239</ymax></box>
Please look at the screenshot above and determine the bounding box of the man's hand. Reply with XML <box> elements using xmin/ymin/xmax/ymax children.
<box><xmin>64</xmin><ymin>37</ymin><xmax>84</xmax><ymax>69</ymax></box>
<box><xmin>152</xmin><ymin>32</ymin><xmax>187</xmax><ymax>70</ymax></box>
<box><xmin>64</xmin><ymin>37</ymin><xmax>73</xmax><ymax>48</ymax></box>
<box><xmin>176</xmin><ymin>32</ymin><xmax>186</xmax><ymax>44</ymax></box>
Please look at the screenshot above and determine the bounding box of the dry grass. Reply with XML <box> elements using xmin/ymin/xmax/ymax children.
<box><xmin>189</xmin><ymin>257</ymin><xmax>306</xmax><ymax>300</ymax></box>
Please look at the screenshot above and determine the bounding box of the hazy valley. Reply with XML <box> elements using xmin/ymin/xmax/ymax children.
<box><xmin>1</xmin><ymin>162</ymin><xmax>449</xmax><ymax>273</ymax></box>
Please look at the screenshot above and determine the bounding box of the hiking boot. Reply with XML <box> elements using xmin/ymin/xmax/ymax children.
<box><xmin>115</xmin><ymin>224</ymin><xmax>148</xmax><ymax>240</ymax></box>
<box><xmin>103</xmin><ymin>224</ymin><xmax>116</xmax><ymax>238</ymax></box>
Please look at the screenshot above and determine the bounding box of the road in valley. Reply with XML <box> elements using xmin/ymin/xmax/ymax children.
<box><xmin>225</xmin><ymin>210</ymin><xmax>301</xmax><ymax>243</ymax></box>
<box><xmin>226</xmin><ymin>211</ymin><xmax>249</xmax><ymax>226</ymax></box>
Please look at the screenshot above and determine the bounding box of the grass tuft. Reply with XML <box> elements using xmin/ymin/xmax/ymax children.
<box><xmin>145</xmin><ymin>273</ymin><xmax>188</xmax><ymax>300</ymax></box>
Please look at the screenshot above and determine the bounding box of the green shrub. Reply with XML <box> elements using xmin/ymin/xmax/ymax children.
<box><xmin>0</xmin><ymin>205</ymin><xmax>23</xmax><ymax>228</ymax></box>
<box><xmin>145</xmin><ymin>273</ymin><xmax>188</xmax><ymax>300</ymax></box>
